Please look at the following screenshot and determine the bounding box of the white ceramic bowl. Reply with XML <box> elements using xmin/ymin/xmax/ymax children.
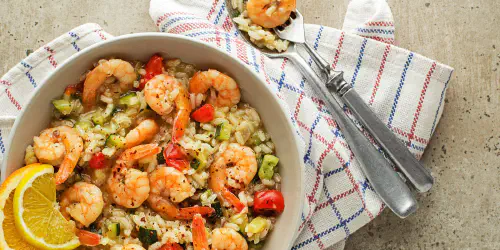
<box><xmin>1</xmin><ymin>33</ymin><xmax>304</xmax><ymax>249</ymax></box>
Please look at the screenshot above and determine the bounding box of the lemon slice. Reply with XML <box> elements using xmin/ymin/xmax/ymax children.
<box><xmin>0</xmin><ymin>163</ymin><xmax>41</xmax><ymax>250</ymax></box>
<box><xmin>13</xmin><ymin>164</ymin><xmax>80</xmax><ymax>250</ymax></box>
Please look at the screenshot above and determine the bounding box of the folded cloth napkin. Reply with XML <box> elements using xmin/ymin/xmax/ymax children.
<box><xmin>149</xmin><ymin>0</ymin><xmax>453</xmax><ymax>249</ymax></box>
<box><xmin>0</xmin><ymin>1</ymin><xmax>453</xmax><ymax>250</ymax></box>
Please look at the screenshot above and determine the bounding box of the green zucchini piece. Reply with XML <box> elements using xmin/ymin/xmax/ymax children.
<box><xmin>215</xmin><ymin>122</ymin><xmax>232</xmax><ymax>141</ymax></box>
<box><xmin>75</xmin><ymin>120</ymin><xmax>93</xmax><ymax>131</ymax></box>
<box><xmin>88</xmin><ymin>222</ymin><xmax>102</xmax><ymax>235</ymax></box>
<box><xmin>91</xmin><ymin>110</ymin><xmax>106</xmax><ymax>125</ymax></box>
<box><xmin>106</xmin><ymin>223</ymin><xmax>120</xmax><ymax>238</ymax></box>
<box><xmin>246</xmin><ymin>217</ymin><xmax>268</xmax><ymax>234</ymax></box>
<box><xmin>119</xmin><ymin>92</ymin><xmax>140</xmax><ymax>107</ymax></box>
<box><xmin>212</xmin><ymin>202</ymin><xmax>223</xmax><ymax>218</ymax></box>
<box><xmin>258</xmin><ymin>155</ymin><xmax>279</xmax><ymax>180</ymax></box>
<box><xmin>250</xmin><ymin>133</ymin><xmax>262</xmax><ymax>146</ymax></box>
<box><xmin>157</xmin><ymin>149</ymin><xmax>166</xmax><ymax>164</ymax></box>
<box><xmin>190</xmin><ymin>158</ymin><xmax>201</xmax><ymax>170</ymax></box>
<box><xmin>52</xmin><ymin>99</ymin><xmax>72</xmax><ymax>115</ymax></box>
<box><xmin>138</xmin><ymin>227</ymin><xmax>158</xmax><ymax>246</ymax></box>
<box><xmin>105</xmin><ymin>134</ymin><xmax>126</xmax><ymax>148</ymax></box>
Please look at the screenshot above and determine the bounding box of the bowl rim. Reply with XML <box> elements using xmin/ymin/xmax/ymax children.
<box><xmin>1</xmin><ymin>32</ymin><xmax>306</xmax><ymax>247</ymax></box>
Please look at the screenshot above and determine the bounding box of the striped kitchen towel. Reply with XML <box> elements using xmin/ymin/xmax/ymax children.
<box><xmin>0</xmin><ymin>0</ymin><xmax>453</xmax><ymax>250</ymax></box>
<box><xmin>149</xmin><ymin>0</ymin><xmax>453</xmax><ymax>249</ymax></box>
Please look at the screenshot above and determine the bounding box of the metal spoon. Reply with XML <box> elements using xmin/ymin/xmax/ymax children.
<box><xmin>225</xmin><ymin>1</ymin><xmax>417</xmax><ymax>218</ymax></box>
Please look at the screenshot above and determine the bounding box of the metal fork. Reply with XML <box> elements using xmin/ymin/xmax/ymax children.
<box><xmin>225</xmin><ymin>0</ymin><xmax>417</xmax><ymax>218</ymax></box>
<box><xmin>274</xmin><ymin>9</ymin><xmax>434</xmax><ymax>193</ymax></box>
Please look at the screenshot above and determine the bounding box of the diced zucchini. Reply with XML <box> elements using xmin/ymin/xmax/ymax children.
<box><xmin>188</xmin><ymin>150</ymin><xmax>207</xmax><ymax>171</ymax></box>
<box><xmin>75</xmin><ymin>120</ymin><xmax>93</xmax><ymax>132</ymax></box>
<box><xmin>138</xmin><ymin>227</ymin><xmax>158</xmax><ymax>246</ymax></box>
<box><xmin>211</xmin><ymin>202</ymin><xmax>223</xmax><ymax>218</ymax></box>
<box><xmin>250</xmin><ymin>133</ymin><xmax>262</xmax><ymax>146</ymax></box>
<box><xmin>246</xmin><ymin>217</ymin><xmax>268</xmax><ymax>234</ymax></box>
<box><xmin>91</xmin><ymin>110</ymin><xmax>106</xmax><ymax>125</ymax></box>
<box><xmin>105</xmin><ymin>134</ymin><xmax>126</xmax><ymax>148</ymax></box>
<box><xmin>119</xmin><ymin>92</ymin><xmax>140</xmax><ymax>107</ymax></box>
<box><xmin>190</xmin><ymin>158</ymin><xmax>201</xmax><ymax>170</ymax></box>
<box><xmin>157</xmin><ymin>149</ymin><xmax>166</xmax><ymax>164</ymax></box>
<box><xmin>89</xmin><ymin>222</ymin><xmax>102</xmax><ymax>235</ymax></box>
<box><xmin>52</xmin><ymin>99</ymin><xmax>72</xmax><ymax>115</ymax></box>
<box><xmin>215</xmin><ymin>122</ymin><xmax>232</xmax><ymax>141</ymax></box>
<box><xmin>258</xmin><ymin>155</ymin><xmax>279</xmax><ymax>180</ymax></box>
<box><xmin>106</xmin><ymin>223</ymin><xmax>120</xmax><ymax>238</ymax></box>
<box><xmin>101</xmin><ymin>147</ymin><xmax>117</xmax><ymax>157</ymax></box>
<box><xmin>230</xmin><ymin>213</ymin><xmax>249</xmax><ymax>232</ymax></box>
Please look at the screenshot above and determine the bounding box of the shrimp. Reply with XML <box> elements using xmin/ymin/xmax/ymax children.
<box><xmin>125</xmin><ymin>119</ymin><xmax>160</xmax><ymax>148</ymax></box>
<box><xmin>189</xmin><ymin>70</ymin><xmax>241</xmax><ymax>107</ymax></box>
<box><xmin>192</xmin><ymin>215</ymin><xmax>248</xmax><ymax>250</ymax></box>
<box><xmin>144</xmin><ymin>74</ymin><xmax>191</xmax><ymax>142</ymax></box>
<box><xmin>107</xmin><ymin>144</ymin><xmax>161</xmax><ymax>208</ymax></box>
<box><xmin>192</xmin><ymin>214</ymin><xmax>209</xmax><ymax>250</ymax></box>
<box><xmin>122</xmin><ymin>244</ymin><xmax>146</xmax><ymax>250</ymax></box>
<box><xmin>212</xmin><ymin>228</ymin><xmax>248</xmax><ymax>250</ymax></box>
<box><xmin>82</xmin><ymin>59</ymin><xmax>136</xmax><ymax>110</ymax></box>
<box><xmin>59</xmin><ymin>182</ymin><xmax>104</xmax><ymax>227</ymax></box>
<box><xmin>33</xmin><ymin>126</ymin><xmax>84</xmax><ymax>185</ymax></box>
<box><xmin>148</xmin><ymin>166</ymin><xmax>215</xmax><ymax>220</ymax></box>
<box><xmin>246</xmin><ymin>0</ymin><xmax>296</xmax><ymax>28</ymax></box>
<box><xmin>209</xmin><ymin>143</ymin><xmax>257</xmax><ymax>212</ymax></box>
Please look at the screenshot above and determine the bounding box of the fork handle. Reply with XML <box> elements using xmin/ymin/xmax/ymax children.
<box><xmin>337</xmin><ymin>83</ymin><xmax>435</xmax><ymax>192</ymax></box>
<box><xmin>287</xmin><ymin>49</ymin><xmax>417</xmax><ymax>218</ymax></box>
<box><xmin>301</xmin><ymin>43</ymin><xmax>331</xmax><ymax>75</ymax></box>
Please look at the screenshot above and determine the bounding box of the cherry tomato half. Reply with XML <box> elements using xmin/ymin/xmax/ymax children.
<box><xmin>89</xmin><ymin>152</ymin><xmax>108</xmax><ymax>169</ymax></box>
<box><xmin>159</xmin><ymin>243</ymin><xmax>184</xmax><ymax>250</ymax></box>
<box><xmin>253</xmin><ymin>190</ymin><xmax>285</xmax><ymax>216</ymax></box>
<box><xmin>165</xmin><ymin>158</ymin><xmax>190</xmax><ymax>172</ymax></box>
<box><xmin>139</xmin><ymin>54</ymin><xmax>164</xmax><ymax>90</ymax></box>
<box><xmin>191</xmin><ymin>104</ymin><xmax>215</xmax><ymax>123</ymax></box>
<box><xmin>163</xmin><ymin>143</ymin><xmax>187</xmax><ymax>160</ymax></box>
<box><xmin>77</xmin><ymin>230</ymin><xmax>101</xmax><ymax>246</ymax></box>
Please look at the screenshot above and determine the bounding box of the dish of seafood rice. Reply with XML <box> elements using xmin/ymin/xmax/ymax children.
<box><xmin>0</xmin><ymin>54</ymin><xmax>285</xmax><ymax>250</ymax></box>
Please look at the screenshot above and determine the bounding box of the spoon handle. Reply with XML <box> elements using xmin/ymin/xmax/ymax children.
<box><xmin>286</xmin><ymin>50</ymin><xmax>418</xmax><ymax>218</ymax></box>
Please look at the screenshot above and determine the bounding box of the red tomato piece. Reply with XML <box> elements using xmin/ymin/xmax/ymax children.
<box><xmin>139</xmin><ymin>54</ymin><xmax>164</xmax><ymax>90</ymax></box>
<box><xmin>163</xmin><ymin>143</ymin><xmax>188</xmax><ymax>160</ymax></box>
<box><xmin>191</xmin><ymin>104</ymin><xmax>215</xmax><ymax>123</ymax></box>
<box><xmin>89</xmin><ymin>152</ymin><xmax>107</xmax><ymax>169</ymax></box>
<box><xmin>253</xmin><ymin>190</ymin><xmax>285</xmax><ymax>216</ymax></box>
<box><xmin>77</xmin><ymin>230</ymin><xmax>101</xmax><ymax>246</ymax></box>
<box><xmin>165</xmin><ymin>158</ymin><xmax>190</xmax><ymax>172</ymax></box>
<box><xmin>159</xmin><ymin>242</ymin><xmax>184</xmax><ymax>250</ymax></box>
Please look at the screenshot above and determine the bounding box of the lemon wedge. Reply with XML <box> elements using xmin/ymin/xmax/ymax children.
<box><xmin>13</xmin><ymin>164</ymin><xmax>80</xmax><ymax>250</ymax></box>
<box><xmin>0</xmin><ymin>163</ymin><xmax>41</xmax><ymax>249</ymax></box>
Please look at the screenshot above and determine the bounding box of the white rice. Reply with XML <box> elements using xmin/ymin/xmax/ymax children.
<box><xmin>233</xmin><ymin>11</ymin><xmax>289</xmax><ymax>52</ymax></box>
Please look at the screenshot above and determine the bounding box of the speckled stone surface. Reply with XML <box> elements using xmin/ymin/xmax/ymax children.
<box><xmin>0</xmin><ymin>0</ymin><xmax>499</xmax><ymax>249</ymax></box>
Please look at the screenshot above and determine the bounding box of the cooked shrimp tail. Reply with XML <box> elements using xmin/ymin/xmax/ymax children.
<box><xmin>125</xmin><ymin>119</ymin><xmax>160</xmax><ymax>148</ymax></box>
<box><xmin>144</xmin><ymin>74</ymin><xmax>192</xmax><ymax>141</ymax></box>
<box><xmin>82</xmin><ymin>59</ymin><xmax>136</xmax><ymax>110</ymax></box>
<box><xmin>148</xmin><ymin>166</ymin><xmax>214</xmax><ymax>220</ymax></box>
<box><xmin>192</xmin><ymin>214</ymin><xmax>209</xmax><ymax>250</ymax></box>
<box><xmin>33</xmin><ymin>126</ymin><xmax>84</xmax><ymax>185</ymax></box>
<box><xmin>189</xmin><ymin>70</ymin><xmax>241</xmax><ymax>107</ymax></box>
<box><xmin>108</xmin><ymin>144</ymin><xmax>161</xmax><ymax>208</ymax></box>
<box><xmin>209</xmin><ymin>143</ymin><xmax>257</xmax><ymax>210</ymax></box>
<box><xmin>59</xmin><ymin>182</ymin><xmax>104</xmax><ymax>227</ymax></box>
